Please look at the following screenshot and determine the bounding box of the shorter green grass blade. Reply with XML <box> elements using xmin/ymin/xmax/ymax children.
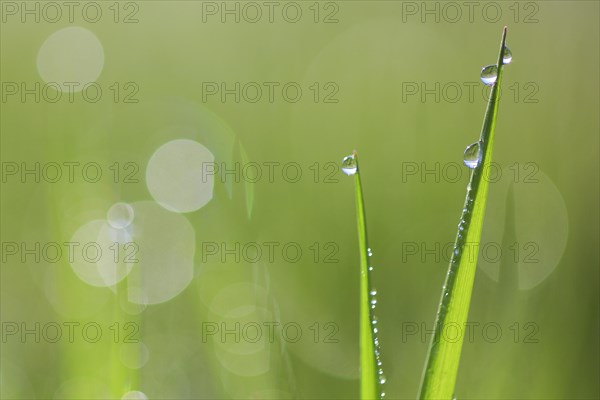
<box><xmin>344</xmin><ymin>151</ymin><xmax>383</xmax><ymax>399</ymax></box>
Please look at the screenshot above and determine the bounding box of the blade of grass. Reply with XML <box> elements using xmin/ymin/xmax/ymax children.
<box><xmin>418</xmin><ymin>27</ymin><xmax>509</xmax><ymax>399</ymax></box>
<box><xmin>348</xmin><ymin>151</ymin><xmax>382</xmax><ymax>399</ymax></box>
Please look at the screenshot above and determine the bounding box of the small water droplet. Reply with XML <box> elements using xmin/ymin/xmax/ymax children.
<box><xmin>370</xmin><ymin>289</ymin><xmax>377</xmax><ymax>296</ymax></box>
<box><xmin>463</xmin><ymin>141</ymin><xmax>482</xmax><ymax>169</ymax></box>
<box><xmin>370</xmin><ymin>299</ymin><xmax>377</xmax><ymax>305</ymax></box>
<box><xmin>503</xmin><ymin>46</ymin><xmax>512</xmax><ymax>64</ymax></box>
<box><xmin>480</xmin><ymin>65</ymin><xmax>498</xmax><ymax>85</ymax></box>
<box><xmin>368</xmin><ymin>266</ymin><xmax>374</xmax><ymax>271</ymax></box>
<box><xmin>377</xmin><ymin>359</ymin><xmax>383</xmax><ymax>366</ymax></box>
<box><xmin>381</xmin><ymin>392</ymin><xmax>386</xmax><ymax>398</ymax></box>
<box><xmin>372</xmin><ymin>317</ymin><xmax>378</xmax><ymax>325</ymax></box>
<box><xmin>341</xmin><ymin>154</ymin><xmax>357</xmax><ymax>176</ymax></box>
<box><xmin>367</xmin><ymin>248</ymin><xmax>373</xmax><ymax>257</ymax></box>
<box><xmin>373</xmin><ymin>327</ymin><xmax>378</xmax><ymax>334</ymax></box>
<box><xmin>379</xmin><ymin>375</ymin><xmax>387</xmax><ymax>384</ymax></box>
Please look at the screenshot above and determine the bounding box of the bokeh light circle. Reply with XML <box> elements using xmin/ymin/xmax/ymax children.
<box><xmin>119</xmin><ymin>342</ymin><xmax>150</xmax><ymax>369</ymax></box>
<box><xmin>68</xmin><ymin>220</ymin><xmax>135</xmax><ymax>287</ymax></box>
<box><xmin>107</xmin><ymin>202</ymin><xmax>134</xmax><ymax>229</ymax></box>
<box><xmin>37</xmin><ymin>27</ymin><xmax>104</xmax><ymax>92</ymax></box>
<box><xmin>121</xmin><ymin>391</ymin><xmax>148</xmax><ymax>400</ymax></box>
<box><xmin>479</xmin><ymin>167</ymin><xmax>569</xmax><ymax>289</ymax></box>
<box><xmin>146</xmin><ymin>139</ymin><xmax>215</xmax><ymax>213</ymax></box>
<box><xmin>126</xmin><ymin>201</ymin><xmax>196</xmax><ymax>304</ymax></box>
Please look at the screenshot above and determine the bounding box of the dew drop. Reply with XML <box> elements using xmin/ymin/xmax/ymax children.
<box><xmin>503</xmin><ymin>46</ymin><xmax>512</xmax><ymax>64</ymax></box>
<box><xmin>379</xmin><ymin>375</ymin><xmax>387</xmax><ymax>384</ymax></box>
<box><xmin>341</xmin><ymin>154</ymin><xmax>357</xmax><ymax>176</ymax></box>
<box><xmin>370</xmin><ymin>289</ymin><xmax>377</xmax><ymax>296</ymax></box>
<box><xmin>367</xmin><ymin>248</ymin><xmax>373</xmax><ymax>257</ymax></box>
<box><xmin>480</xmin><ymin>65</ymin><xmax>498</xmax><ymax>85</ymax></box>
<box><xmin>463</xmin><ymin>141</ymin><xmax>482</xmax><ymax>169</ymax></box>
<box><xmin>368</xmin><ymin>266</ymin><xmax>374</xmax><ymax>271</ymax></box>
<box><xmin>373</xmin><ymin>327</ymin><xmax>378</xmax><ymax>334</ymax></box>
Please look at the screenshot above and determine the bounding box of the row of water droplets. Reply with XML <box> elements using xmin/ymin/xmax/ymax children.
<box><xmin>369</xmin><ymin>281</ymin><xmax>386</xmax><ymax>396</ymax></box>
<box><xmin>341</xmin><ymin>154</ymin><xmax>386</xmax><ymax>398</ymax></box>
<box><xmin>464</xmin><ymin>46</ymin><xmax>513</xmax><ymax>169</ymax></box>
<box><xmin>339</xmin><ymin>44</ymin><xmax>513</xmax><ymax>396</ymax></box>
<box><xmin>440</xmin><ymin>44</ymin><xmax>515</xmax><ymax>312</ymax></box>
<box><xmin>442</xmin><ymin>177</ymin><xmax>476</xmax><ymax>311</ymax></box>
<box><xmin>367</xmin><ymin>249</ymin><xmax>386</xmax><ymax>397</ymax></box>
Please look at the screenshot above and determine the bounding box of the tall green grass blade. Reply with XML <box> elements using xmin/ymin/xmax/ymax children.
<box><xmin>418</xmin><ymin>27</ymin><xmax>509</xmax><ymax>400</ymax></box>
<box><xmin>345</xmin><ymin>151</ymin><xmax>383</xmax><ymax>399</ymax></box>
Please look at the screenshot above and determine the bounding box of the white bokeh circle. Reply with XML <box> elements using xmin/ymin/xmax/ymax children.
<box><xmin>146</xmin><ymin>139</ymin><xmax>215</xmax><ymax>213</ymax></box>
<box><xmin>121</xmin><ymin>391</ymin><xmax>148</xmax><ymax>400</ymax></box>
<box><xmin>37</xmin><ymin>27</ymin><xmax>104</xmax><ymax>92</ymax></box>
<box><xmin>107</xmin><ymin>202</ymin><xmax>134</xmax><ymax>229</ymax></box>
<box><xmin>126</xmin><ymin>201</ymin><xmax>196</xmax><ymax>305</ymax></box>
<box><xmin>68</xmin><ymin>220</ymin><xmax>135</xmax><ymax>287</ymax></box>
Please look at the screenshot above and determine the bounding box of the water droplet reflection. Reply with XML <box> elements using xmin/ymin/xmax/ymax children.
<box><xmin>341</xmin><ymin>154</ymin><xmax>357</xmax><ymax>176</ymax></box>
<box><xmin>463</xmin><ymin>141</ymin><xmax>482</xmax><ymax>169</ymax></box>
<box><xmin>480</xmin><ymin>65</ymin><xmax>498</xmax><ymax>85</ymax></box>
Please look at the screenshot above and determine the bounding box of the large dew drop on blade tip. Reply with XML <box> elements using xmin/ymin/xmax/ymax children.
<box><xmin>341</xmin><ymin>154</ymin><xmax>357</xmax><ymax>176</ymax></box>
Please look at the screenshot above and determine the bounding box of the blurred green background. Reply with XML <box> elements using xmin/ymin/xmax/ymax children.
<box><xmin>1</xmin><ymin>1</ymin><xmax>598</xmax><ymax>399</ymax></box>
